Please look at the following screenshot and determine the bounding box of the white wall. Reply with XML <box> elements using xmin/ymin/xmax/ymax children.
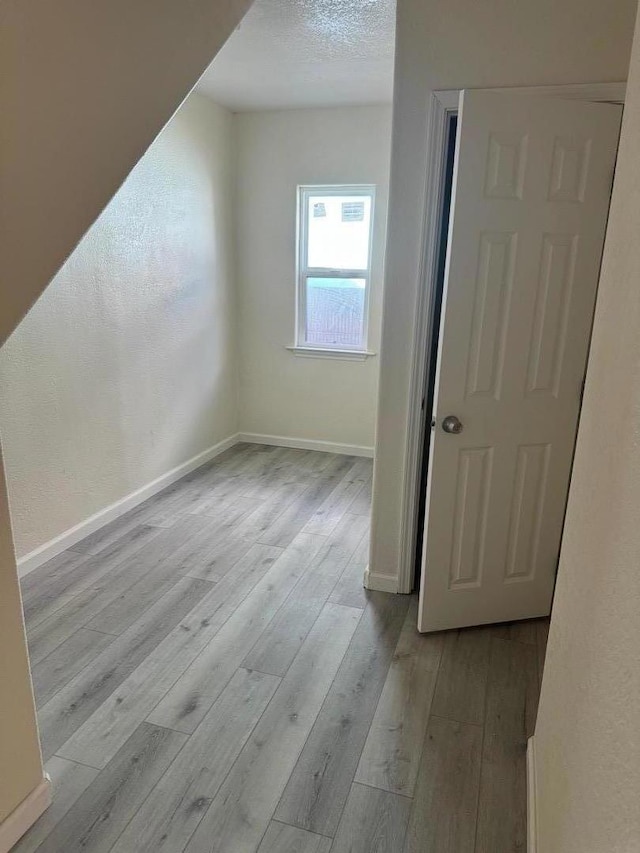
<box><xmin>0</xmin><ymin>0</ymin><xmax>251</xmax><ymax>349</ymax></box>
<box><xmin>533</xmin><ymin>4</ymin><xmax>640</xmax><ymax>848</ymax></box>
<box><xmin>0</xmin><ymin>0</ymin><xmax>248</xmax><ymax>832</ymax></box>
<box><xmin>0</xmin><ymin>94</ymin><xmax>238</xmax><ymax>560</ymax></box>
<box><xmin>370</xmin><ymin>0</ymin><xmax>638</xmax><ymax>586</ymax></box>
<box><xmin>235</xmin><ymin>106</ymin><xmax>392</xmax><ymax>450</ymax></box>
<box><xmin>0</xmin><ymin>445</ymin><xmax>42</xmax><ymax>826</ymax></box>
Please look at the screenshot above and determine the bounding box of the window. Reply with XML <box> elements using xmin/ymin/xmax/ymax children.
<box><xmin>341</xmin><ymin>201</ymin><xmax>365</xmax><ymax>222</ymax></box>
<box><xmin>295</xmin><ymin>185</ymin><xmax>375</xmax><ymax>353</ymax></box>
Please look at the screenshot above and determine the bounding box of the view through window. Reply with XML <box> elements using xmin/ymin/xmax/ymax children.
<box><xmin>297</xmin><ymin>186</ymin><xmax>375</xmax><ymax>351</ymax></box>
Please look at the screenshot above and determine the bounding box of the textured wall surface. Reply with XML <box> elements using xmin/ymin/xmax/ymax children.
<box><xmin>0</xmin><ymin>0</ymin><xmax>249</xmax><ymax>832</ymax></box>
<box><xmin>0</xmin><ymin>95</ymin><xmax>238</xmax><ymax>558</ymax></box>
<box><xmin>235</xmin><ymin>106</ymin><xmax>392</xmax><ymax>448</ymax></box>
<box><xmin>534</xmin><ymin>5</ymin><xmax>640</xmax><ymax>849</ymax></box>
<box><xmin>0</xmin><ymin>0</ymin><xmax>251</xmax><ymax>347</ymax></box>
<box><xmin>370</xmin><ymin>0</ymin><xmax>638</xmax><ymax>583</ymax></box>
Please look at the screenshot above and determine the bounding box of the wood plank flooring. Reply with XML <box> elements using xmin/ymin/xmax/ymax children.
<box><xmin>17</xmin><ymin>443</ymin><xmax>549</xmax><ymax>853</ymax></box>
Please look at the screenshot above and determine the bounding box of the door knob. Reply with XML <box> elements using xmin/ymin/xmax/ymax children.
<box><xmin>442</xmin><ymin>415</ymin><xmax>463</xmax><ymax>434</ymax></box>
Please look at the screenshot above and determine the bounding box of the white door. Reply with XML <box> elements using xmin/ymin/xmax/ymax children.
<box><xmin>418</xmin><ymin>90</ymin><xmax>621</xmax><ymax>633</ymax></box>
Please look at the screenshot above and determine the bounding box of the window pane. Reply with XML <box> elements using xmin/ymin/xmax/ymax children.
<box><xmin>307</xmin><ymin>195</ymin><xmax>372</xmax><ymax>270</ymax></box>
<box><xmin>305</xmin><ymin>277</ymin><xmax>365</xmax><ymax>348</ymax></box>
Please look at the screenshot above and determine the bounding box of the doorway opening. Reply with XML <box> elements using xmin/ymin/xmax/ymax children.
<box><xmin>408</xmin><ymin>87</ymin><xmax>623</xmax><ymax>634</ymax></box>
<box><xmin>413</xmin><ymin>113</ymin><xmax>458</xmax><ymax>592</ymax></box>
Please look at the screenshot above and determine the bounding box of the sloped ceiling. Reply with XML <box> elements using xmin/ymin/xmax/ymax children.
<box><xmin>198</xmin><ymin>0</ymin><xmax>396</xmax><ymax>111</ymax></box>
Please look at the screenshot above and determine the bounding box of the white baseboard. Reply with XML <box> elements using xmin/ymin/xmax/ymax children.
<box><xmin>0</xmin><ymin>775</ymin><xmax>51</xmax><ymax>853</ymax></box>
<box><xmin>237</xmin><ymin>432</ymin><xmax>374</xmax><ymax>458</ymax></box>
<box><xmin>17</xmin><ymin>432</ymin><xmax>375</xmax><ymax>578</ymax></box>
<box><xmin>17</xmin><ymin>435</ymin><xmax>240</xmax><ymax>578</ymax></box>
<box><xmin>363</xmin><ymin>567</ymin><xmax>399</xmax><ymax>593</ymax></box>
<box><xmin>527</xmin><ymin>736</ymin><xmax>538</xmax><ymax>853</ymax></box>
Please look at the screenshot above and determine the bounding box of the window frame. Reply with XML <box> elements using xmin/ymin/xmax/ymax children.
<box><xmin>295</xmin><ymin>183</ymin><xmax>376</xmax><ymax>354</ymax></box>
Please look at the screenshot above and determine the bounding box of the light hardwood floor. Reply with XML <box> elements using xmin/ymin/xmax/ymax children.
<box><xmin>16</xmin><ymin>443</ymin><xmax>549</xmax><ymax>853</ymax></box>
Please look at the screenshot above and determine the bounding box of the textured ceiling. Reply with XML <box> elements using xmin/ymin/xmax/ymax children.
<box><xmin>197</xmin><ymin>0</ymin><xmax>396</xmax><ymax>111</ymax></box>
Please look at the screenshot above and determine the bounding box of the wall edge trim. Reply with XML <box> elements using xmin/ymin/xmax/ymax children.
<box><xmin>527</xmin><ymin>735</ymin><xmax>538</xmax><ymax>853</ymax></box>
<box><xmin>0</xmin><ymin>775</ymin><xmax>51</xmax><ymax>853</ymax></box>
<box><xmin>363</xmin><ymin>567</ymin><xmax>400</xmax><ymax>593</ymax></box>
<box><xmin>17</xmin><ymin>434</ymin><xmax>240</xmax><ymax>577</ymax></box>
<box><xmin>237</xmin><ymin>432</ymin><xmax>374</xmax><ymax>458</ymax></box>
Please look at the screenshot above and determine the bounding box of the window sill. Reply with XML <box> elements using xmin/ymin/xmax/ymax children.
<box><xmin>286</xmin><ymin>346</ymin><xmax>377</xmax><ymax>361</ymax></box>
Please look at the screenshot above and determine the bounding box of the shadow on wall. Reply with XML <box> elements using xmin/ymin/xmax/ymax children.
<box><xmin>0</xmin><ymin>95</ymin><xmax>238</xmax><ymax>560</ymax></box>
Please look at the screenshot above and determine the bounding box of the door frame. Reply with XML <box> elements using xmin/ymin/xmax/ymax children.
<box><xmin>397</xmin><ymin>81</ymin><xmax>627</xmax><ymax>594</ymax></box>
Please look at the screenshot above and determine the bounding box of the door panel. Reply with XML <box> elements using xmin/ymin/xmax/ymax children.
<box><xmin>504</xmin><ymin>442</ymin><xmax>550</xmax><ymax>582</ymax></box>
<box><xmin>449</xmin><ymin>446</ymin><xmax>493</xmax><ymax>588</ymax></box>
<box><xmin>418</xmin><ymin>90</ymin><xmax>621</xmax><ymax>632</ymax></box>
<box><xmin>465</xmin><ymin>230</ymin><xmax>516</xmax><ymax>399</ymax></box>
<box><xmin>526</xmin><ymin>233</ymin><xmax>578</xmax><ymax>398</ymax></box>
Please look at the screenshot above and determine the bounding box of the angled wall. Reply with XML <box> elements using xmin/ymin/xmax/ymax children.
<box><xmin>0</xmin><ymin>0</ymin><xmax>250</xmax><ymax>837</ymax></box>
<box><xmin>0</xmin><ymin>0</ymin><xmax>251</xmax><ymax>347</ymax></box>
<box><xmin>0</xmin><ymin>94</ymin><xmax>238</xmax><ymax>561</ymax></box>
